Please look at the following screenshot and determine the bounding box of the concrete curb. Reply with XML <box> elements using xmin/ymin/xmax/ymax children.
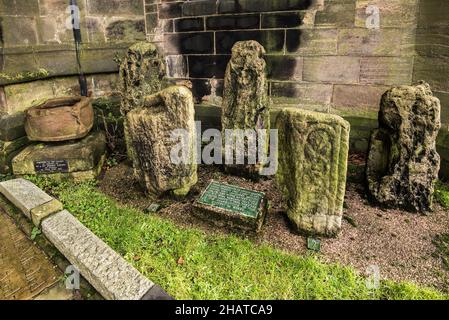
<box><xmin>0</xmin><ymin>178</ymin><xmax>173</xmax><ymax>300</ymax></box>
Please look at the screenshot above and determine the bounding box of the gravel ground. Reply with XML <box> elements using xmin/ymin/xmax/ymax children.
<box><xmin>99</xmin><ymin>157</ymin><xmax>449</xmax><ymax>292</ymax></box>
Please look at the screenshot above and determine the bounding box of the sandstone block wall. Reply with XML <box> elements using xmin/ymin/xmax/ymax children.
<box><xmin>414</xmin><ymin>0</ymin><xmax>449</xmax><ymax>177</ymax></box>
<box><xmin>148</xmin><ymin>0</ymin><xmax>419</xmax><ymax>115</ymax></box>
<box><xmin>0</xmin><ymin>0</ymin><xmax>146</xmax><ymax>113</ymax></box>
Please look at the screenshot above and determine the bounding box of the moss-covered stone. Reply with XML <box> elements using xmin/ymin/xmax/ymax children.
<box><xmin>118</xmin><ymin>42</ymin><xmax>166</xmax><ymax>116</ymax></box>
<box><xmin>30</xmin><ymin>198</ymin><xmax>63</xmax><ymax>227</ymax></box>
<box><xmin>0</xmin><ymin>136</ymin><xmax>29</xmax><ymax>174</ymax></box>
<box><xmin>222</xmin><ymin>41</ymin><xmax>270</xmax><ymax>178</ymax></box>
<box><xmin>276</xmin><ymin>108</ymin><xmax>350</xmax><ymax>237</ymax></box>
<box><xmin>125</xmin><ymin>86</ymin><xmax>197</xmax><ymax>197</ymax></box>
<box><xmin>12</xmin><ymin>131</ymin><xmax>107</xmax><ymax>181</ymax></box>
<box><xmin>366</xmin><ymin>82</ymin><xmax>441</xmax><ymax>212</ymax></box>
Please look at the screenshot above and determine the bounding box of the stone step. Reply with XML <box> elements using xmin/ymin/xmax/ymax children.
<box><xmin>41</xmin><ymin>210</ymin><xmax>155</xmax><ymax>300</ymax></box>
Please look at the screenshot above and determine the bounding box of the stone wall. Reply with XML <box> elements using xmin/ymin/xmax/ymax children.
<box><xmin>148</xmin><ymin>0</ymin><xmax>419</xmax><ymax>114</ymax></box>
<box><xmin>414</xmin><ymin>0</ymin><xmax>449</xmax><ymax>124</ymax></box>
<box><xmin>413</xmin><ymin>0</ymin><xmax>449</xmax><ymax>177</ymax></box>
<box><xmin>0</xmin><ymin>0</ymin><xmax>146</xmax><ymax>114</ymax></box>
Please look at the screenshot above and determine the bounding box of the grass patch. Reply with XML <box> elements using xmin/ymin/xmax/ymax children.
<box><xmin>435</xmin><ymin>181</ymin><xmax>449</xmax><ymax>209</ymax></box>
<box><xmin>27</xmin><ymin>176</ymin><xmax>448</xmax><ymax>300</ymax></box>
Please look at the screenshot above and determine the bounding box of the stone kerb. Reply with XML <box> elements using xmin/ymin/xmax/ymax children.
<box><xmin>0</xmin><ymin>178</ymin><xmax>171</xmax><ymax>300</ymax></box>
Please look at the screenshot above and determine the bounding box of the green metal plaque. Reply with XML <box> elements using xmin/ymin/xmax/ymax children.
<box><xmin>307</xmin><ymin>238</ymin><xmax>321</xmax><ymax>252</ymax></box>
<box><xmin>198</xmin><ymin>181</ymin><xmax>264</xmax><ymax>218</ymax></box>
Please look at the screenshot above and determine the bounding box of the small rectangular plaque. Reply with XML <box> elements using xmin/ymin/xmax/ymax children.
<box><xmin>198</xmin><ymin>181</ymin><xmax>264</xmax><ymax>218</ymax></box>
<box><xmin>193</xmin><ymin>181</ymin><xmax>267</xmax><ymax>232</ymax></box>
<box><xmin>307</xmin><ymin>238</ymin><xmax>321</xmax><ymax>252</ymax></box>
<box><xmin>34</xmin><ymin>160</ymin><xmax>69</xmax><ymax>173</ymax></box>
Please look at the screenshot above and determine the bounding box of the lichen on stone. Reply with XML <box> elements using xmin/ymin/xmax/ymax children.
<box><xmin>366</xmin><ymin>81</ymin><xmax>441</xmax><ymax>212</ymax></box>
<box><xmin>221</xmin><ymin>40</ymin><xmax>270</xmax><ymax>177</ymax></box>
<box><xmin>275</xmin><ymin>108</ymin><xmax>350</xmax><ymax>237</ymax></box>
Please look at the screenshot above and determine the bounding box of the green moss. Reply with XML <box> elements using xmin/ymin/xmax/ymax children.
<box><xmin>435</xmin><ymin>181</ymin><xmax>449</xmax><ymax>209</ymax></box>
<box><xmin>0</xmin><ymin>68</ymin><xmax>50</xmax><ymax>84</ymax></box>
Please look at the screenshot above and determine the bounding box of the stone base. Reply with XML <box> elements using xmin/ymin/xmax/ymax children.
<box><xmin>0</xmin><ymin>136</ymin><xmax>29</xmax><ymax>174</ymax></box>
<box><xmin>12</xmin><ymin>131</ymin><xmax>106</xmax><ymax>181</ymax></box>
<box><xmin>192</xmin><ymin>202</ymin><xmax>267</xmax><ymax>233</ymax></box>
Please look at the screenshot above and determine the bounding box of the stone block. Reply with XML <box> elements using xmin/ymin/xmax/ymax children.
<box><xmin>166</xmin><ymin>55</ymin><xmax>188</xmax><ymax>78</ymax></box>
<box><xmin>3</xmin><ymin>80</ymin><xmax>57</xmax><ymax>113</ymax></box>
<box><xmin>435</xmin><ymin>91</ymin><xmax>449</xmax><ymax>124</ymax></box>
<box><xmin>215</xmin><ymin>30</ymin><xmax>284</xmax><ymax>54</ymax></box>
<box><xmin>0</xmin><ymin>178</ymin><xmax>53</xmax><ymax>219</ymax></box>
<box><xmin>222</xmin><ymin>41</ymin><xmax>270</xmax><ymax>177</ymax></box>
<box><xmin>88</xmin><ymin>73</ymin><xmax>120</xmax><ymax>97</ymax></box>
<box><xmin>119</xmin><ymin>42</ymin><xmax>166</xmax><ymax>115</ymax></box>
<box><xmin>193</xmin><ymin>181</ymin><xmax>268</xmax><ymax>232</ymax></box>
<box><xmin>366</xmin><ymin>82</ymin><xmax>441</xmax><ymax>212</ymax></box>
<box><xmin>360</xmin><ymin>57</ymin><xmax>413</xmax><ymax>85</ymax></box>
<box><xmin>275</xmin><ymin>108</ymin><xmax>350</xmax><ymax>236</ymax></box>
<box><xmin>0</xmin><ymin>136</ymin><xmax>29</xmax><ymax>174</ymax></box>
<box><xmin>37</xmin><ymin>16</ymin><xmax>74</xmax><ymax>44</ymax></box>
<box><xmin>38</xmin><ymin>0</ymin><xmax>85</xmax><ymax>15</ymax></box>
<box><xmin>332</xmin><ymin>84</ymin><xmax>389</xmax><ymax>111</ymax></box>
<box><xmin>105</xmin><ymin>19</ymin><xmax>146</xmax><ymax>42</ymax></box>
<box><xmin>0</xmin><ymin>0</ymin><xmax>39</xmax><ymax>16</ymax></box>
<box><xmin>0</xmin><ymin>16</ymin><xmax>38</xmax><ymax>47</ymax></box>
<box><xmin>206</xmin><ymin>14</ymin><xmax>260</xmax><ymax>31</ymax></box>
<box><xmin>286</xmin><ymin>29</ymin><xmax>338</xmax><ymax>55</ymax></box>
<box><xmin>0</xmin><ymin>112</ymin><xmax>26</xmax><ymax>141</ymax></box>
<box><xmin>270</xmin><ymin>82</ymin><xmax>333</xmax><ymax>106</ymax></box>
<box><xmin>41</xmin><ymin>210</ymin><xmax>154</xmax><ymax>300</ymax></box>
<box><xmin>337</xmin><ymin>28</ymin><xmax>407</xmax><ymax>56</ymax></box>
<box><xmin>355</xmin><ymin>0</ymin><xmax>418</xmax><ymax>28</ymax></box>
<box><xmin>126</xmin><ymin>86</ymin><xmax>197</xmax><ymax>196</ymax></box>
<box><xmin>80</xmin><ymin>46</ymin><xmax>125</xmax><ymax>75</ymax></box>
<box><xmin>315</xmin><ymin>0</ymin><xmax>356</xmax><ymax>27</ymax></box>
<box><xmin>303</xmin><ymin>56</ymin><xmax>360</xmax><ymax>84</ymax></box>
<box><xmin>140</xmin><ymin>285</ymin><xmax>174</xmax><ymax>300</ymax></box>
<box><xmin>164</xmin><ymin>32</ymin><xmax>215</xmax><ymax>55</ymax></box>
<box><xmin>413</xmin><ymin>56</ymin><xmax>449</xmax><ymax>92</ymax></box>
<box><xmin>30</xmin><ymin>198</ymin><xmax>63</xmax><ymax>227</ymax></box>
<box><xmin>266</xmin><ymin>56</ymin><xmax>303</xmax><ymax>81</ymax></box>
<box><xmin>12</xmin><ymin>131</ymin><xmax>107</xmax><ymax>181</ymax></box>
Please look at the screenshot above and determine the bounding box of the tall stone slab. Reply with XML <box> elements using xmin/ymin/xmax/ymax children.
<box><xmin>276</xmin><ymin>108</ymin><xmax>350</xmax><ymax>237</ymax></box>
<box><xmin>125</xmin><ymin>86</ymin><xmax>197</xmax><ymax>197</ymax></box>
<box><xmin>119</xmin><ymin>42</ymin><xmax>166</xmax><ymax>116</ymax></box>
<box><xmin>366</xmin><ymin>81</ymin><xmax>441</xmax><ymax>212</ymax></box>
<box><xmin>222</xmin><ymin>40</ymin><xmax>270</xmax><ymax>177</ymax></box>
